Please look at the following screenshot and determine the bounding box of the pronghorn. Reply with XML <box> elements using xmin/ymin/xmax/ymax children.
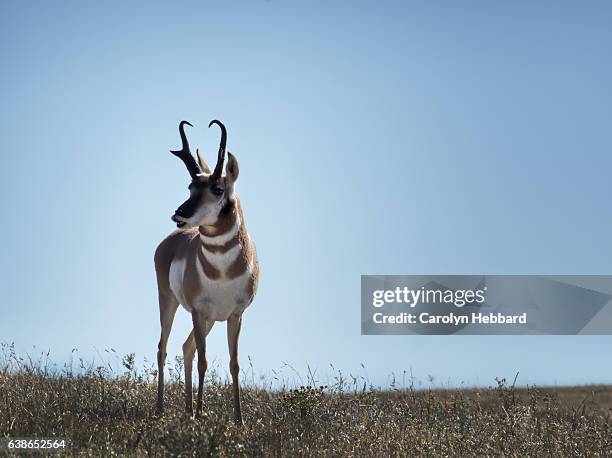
<box><xmin>154</xmin><ymin>120</ymin><xmax>259</xmax><ymax>423</ymax></box>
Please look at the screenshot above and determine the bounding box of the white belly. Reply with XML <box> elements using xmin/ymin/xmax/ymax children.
<box><xmin>169</xmin><ymin>246</ymin><xmax>254</xmax><ymax>322</ymax></box>
<box><xmin>194</xmin><ymin>271</ymin><xmax>253</xmax><ymax>321</ymax></box>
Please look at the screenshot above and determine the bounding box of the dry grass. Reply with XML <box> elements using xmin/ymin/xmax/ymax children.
<box><xmin>1</xmin><ymin>343</ymin><xmax>611</xmax><ymax>456</ymax></box>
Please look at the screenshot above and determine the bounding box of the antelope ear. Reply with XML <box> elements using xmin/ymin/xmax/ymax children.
<box><xmin>196</xmin><ymin>149</ymin><xmax>211</xmax><ymax>174</ymax></box>
<box><xmin>225</xmin><ymin>152</ymin><xmax>239</xmax><ymax>183</ymax></box>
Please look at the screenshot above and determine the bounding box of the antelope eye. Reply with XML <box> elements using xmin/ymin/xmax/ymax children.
<box><xmin>212</xmin><ymin>186</ymin><xmax>224</xmax><ymax>196</ymax></box>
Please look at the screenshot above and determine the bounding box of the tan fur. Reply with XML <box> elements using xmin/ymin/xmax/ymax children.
<box><xmin>155</xmin><ymin>228</ymin><xmax>198</xmax><ymax>290</ymax></box>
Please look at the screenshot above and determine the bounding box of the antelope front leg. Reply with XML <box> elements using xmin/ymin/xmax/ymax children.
<box><xmin>156</xmin><ymin>295</ymin><xmax>178</xmax><ymax>414</ymax></box>
<box><xmin>227</xmin><ymin>314</ymin><xmax>243</xmax><ymax>425</ymax></box>
<box><xmin>192</xmin><ymin>311</ymin><xmax>208</xmax><ymax>418</ymax></box>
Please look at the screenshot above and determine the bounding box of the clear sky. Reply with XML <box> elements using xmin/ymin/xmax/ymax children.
<box><xmin>2</xmin><ymin>0</ymin><xmax>612</xmax><ymax>388</ymax></box>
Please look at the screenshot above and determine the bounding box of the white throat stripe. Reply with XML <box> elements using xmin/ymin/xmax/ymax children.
<box><xmin>200</xmin><ymin>219</ymin><xmax>240</xmax><ymax>246</ymax></box>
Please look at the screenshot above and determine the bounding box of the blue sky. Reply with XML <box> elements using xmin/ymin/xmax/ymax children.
<box><xmin>2</xmin><ymin>0</ymin><xmax>612</xmax><ymax>388</ymax></box>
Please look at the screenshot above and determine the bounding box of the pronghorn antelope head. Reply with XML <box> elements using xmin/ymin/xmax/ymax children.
<box><xmin>170</xmin><ymin>120</ymin><xmax>239</xmax><ymax>229</ymax></box>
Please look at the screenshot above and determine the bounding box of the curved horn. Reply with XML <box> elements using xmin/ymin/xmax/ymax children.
<box><xmin>208</xmin><ymin>119</ymin><xmax>227</xmax><ymax>180</ymax></box>
<box><xmin>170</xmin><ymin>121</ymin><xmax>201</xmax><ymax>179</ymax></box>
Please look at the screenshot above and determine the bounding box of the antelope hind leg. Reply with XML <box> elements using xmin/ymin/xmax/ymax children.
<box><xmin>183</xmin><ymin>320</ymin><xmax>215</xmax><ymax>416</ymax></box>
<box><xmin>192</xmin><ymin>311</ymin><xmax>208</xmax><ymax>418</ymax></box>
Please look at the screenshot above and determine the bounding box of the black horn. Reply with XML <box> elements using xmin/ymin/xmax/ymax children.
<box><xmin>208</xmin><ymin>119</ymin><xmax>227</xmax><ymax>180</ymax></box>
<box><xmin>170</xmin><ymin>120</ymin><xmax>201</xmax><ymax>179</ymax></box>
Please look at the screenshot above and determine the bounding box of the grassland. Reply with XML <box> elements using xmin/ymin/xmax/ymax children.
<box><xmin>1</xmin><ymin>344</ymin><xmax>611</xmax><ymax>456</ymax></box>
